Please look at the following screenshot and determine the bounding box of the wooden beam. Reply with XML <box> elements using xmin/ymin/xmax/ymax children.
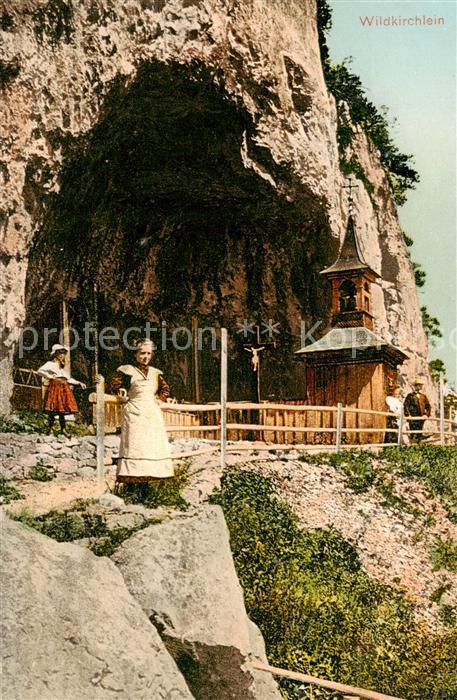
<box><xmin>336</xmin><ymin>402</ymin><xmax>343</xmax><ymax>452</ymax></box>
<box><xmin>95</xmin><ymin>375</ymin><xmax>105</xmax><ymax>479</ymax></box>
<box><xmin>60</xmin><ymin>300</ymin><xmax>71</xmax><ymax>373</ymax></box>
<box><xmin>192</xmin><ymin>316</ymin><xmax>200</xmax><ymax>404</ymax></box>
<box><xmin>220</xmin><ymin>328</ymin><xmax>227</xmax><ymax>469</ymax></box>
<box><xmin>250</xmin><ymin>661</ymin><xmax>405</xmax><ymax>700</ymax></box>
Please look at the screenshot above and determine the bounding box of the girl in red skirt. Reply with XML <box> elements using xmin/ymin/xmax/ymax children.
<box><xmin>38</xmin><ymin>345</ymin><xmax>86</xmax><ymax>436</ymax></box>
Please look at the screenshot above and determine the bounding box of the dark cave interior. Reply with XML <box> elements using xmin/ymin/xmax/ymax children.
<box><xmin>24</xmin><ymin>59</ymin><xmax>334</xmax><ymax>401</ymax></box>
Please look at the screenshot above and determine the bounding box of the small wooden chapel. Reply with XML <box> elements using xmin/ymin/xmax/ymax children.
<box><xmin>295</xmin><ymin>211</ymin><xmax>408</xmax><ymax>427</ymax></box>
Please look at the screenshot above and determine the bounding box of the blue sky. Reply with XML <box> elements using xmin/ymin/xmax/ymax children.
<box><xmin>327</xmin><ymin>0</ymin><xmax>456</xmax><ymax>383</ymax></box>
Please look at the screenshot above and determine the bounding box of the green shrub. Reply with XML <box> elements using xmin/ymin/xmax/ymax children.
<box><xmin>210</xmin><ymin>470</ymin><xmax>457</xmax><ymax>699</ymax></box>
<box><xmin>116</xmin><ymin>461</ymin><xmax>190</xmax><ymax>510</ymax></box>
<box><xmin>323</xmin><ymin>60</ymin><xmax>419</xmax><ymax>206</ymax></box>
<box><xmin>9</xmin><ymin>506</ymin><xmax>151</xmax><ymax>555</ymax></box>
<box><xmin>0</xmin><ymin>476</ymin><xmax>24</xmax><ymax>504</ymax></box>
<box><xmin>0</xmin><ymin>410</ymin><xmax>48</xmax><ymax>434</ymax></box>
<box><xmin>0</xmin><ymin>409</ymin><xmax>91</xmax><ymax>436</ymax></box>
<box><xmin>38</xmin><ymin>511</ymin><xmax>86</xmax><ymax>541</ymax></box>
<box><xmin>28</xmin><ymin>462</ymin><xmax>55</xmax><ymax>482</ymax></box>
<box><xmin>381</xmin><ymin>446</ymin><xmax>457</xmax><ymax>522</ymax></box>
<box><xmin>429</xmin><ymin>537</ymin><xmax>457</xmax><ymax>573</ymax></box>
<box><xmin>430</xmin><ymin>582</ymin><xmax>452</xmax><ymax>605</ymax></box>
<box><xmin>438</xmin><ymin>605</ymin><xmax>456</xmax><ymax>629</ymax></box>
<box><xmin>298</xmin><ymin>450</ymin><xmax>376</xmax><ymax>493</ymax></box>
<box><xmin>65</xmin><ymin>421</ymin><xmax>92</xmax><ymax>437</ymax></box>
<box><xmin>375</xmin><ymin>475</ymin><xmax>420</xmax><ymax>516</ymax></box>
<box><xmin>329</xmin><ymin>451</ymin><xmax>376</xmax><ymax>493</ymax></box>
<box><xmin>88</xmin><ymin>525</ymin><xmax>146</xmax><ymax>557</ymax></box>
<box><xmin>70</xmin><ymin>498</ymin><xmax>97</xmax><ymax>511</ymax></box>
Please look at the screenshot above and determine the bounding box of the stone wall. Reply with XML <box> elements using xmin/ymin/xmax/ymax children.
<box><xmin>0</xmin><ymin>432</ymin><xmax>120</xmax><ymax>480</ymax></box>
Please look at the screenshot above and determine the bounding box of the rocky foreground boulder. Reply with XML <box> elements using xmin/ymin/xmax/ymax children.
<box><xmin>0</xmin><ymin>510</ymin><xmax>195</xmax><ymax>700</ymax></box>
<box><xmin>112</xmin><ymin>505</ymin><xmax>282</xmax><ymax>700</ymax></box>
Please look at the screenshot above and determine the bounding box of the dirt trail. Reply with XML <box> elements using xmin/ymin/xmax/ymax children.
<box><xmin>6</xmin><ymin>476</ymin><xmax>116</xmax><ymax>515</ymax></box>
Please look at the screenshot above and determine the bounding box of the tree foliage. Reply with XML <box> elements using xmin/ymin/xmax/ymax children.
<box><xmin>316</xmin><ymin>0</ymin><xmax>332</xmax><ymax>64</ymax></box>
<box><xmin>421</xmin><ymin>306</ymin><xmax>443</xmax><ymax>346</ymax></box>
<box><xmin>413</xmin><ymin>262</ymin><xmax>427</xmax><ymax>288</ymax></box>
<box><xmin>316</xmin><ymin>1</ymin><xmax>420</xmax><ymax>206</ymax></box>
<box><xmin>402</xmin><ymin>230</ymin><xmax>414</xmax><ymax>247</ymax></box>
<box><xmin>323</xmin><ymin>60</ymin><xmax>419</xmax><ymax>205</ymax></box>
<box><xmin>429</xmin><ymin>359</ymin><xmax>447</xmax><ymax>382</ymax></box>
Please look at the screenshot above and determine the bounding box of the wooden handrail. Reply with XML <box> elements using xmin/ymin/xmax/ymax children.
<box><xmin>226</xmin><ymin>402</ymin><xmax>338</xmax><ymax>412</ymax></box>
<box><xmin>86</xmin><ymin>395</ymin><xmax>456</xmax><ymax>427</ymax></box>
<box><xmin>166</xmin><ymin>425</ymin><xmax>220</xmax><ymax>433</ymax></box>
<box><xmin>85</xmin><ymin>393</ymin><xmax>456</xmax><ymax>445</ymax></box>
<box><xmin>226</xmin><ymin>424</ymin><xmax>337</xmax><ymax>433</ymax></box>
<box><xmin>251</xmin><ymin>661</ymin><xmax>405</xmax><ymax>700</ymax></box>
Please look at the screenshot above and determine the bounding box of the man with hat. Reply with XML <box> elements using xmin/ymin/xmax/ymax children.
<box><xmin>404</xmin><ymin>378</ymin><xmax>431</xmax><ymax>444</ymax></box>
<box><xmin>38</xmin><ymin>345</ymin><xmax>86</xmax><ymax>436</ymax></box>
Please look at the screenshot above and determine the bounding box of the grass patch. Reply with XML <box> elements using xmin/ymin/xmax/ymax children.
<box><xmin>115</xmin><ymin>461</ymin><xmax>190</xmax><ymax>511</ymax></box>
<box><xmin>299</xmin><ymin>450</ymin><xmax>376</xmax><ymax>493</ymax></box>
<box><xmin>70</xmin><ymin>498</ymin><xmax>97</xmax><ymax>511</ymax></box>
<box><xmin>8</xmin><ymin>507</ymin><xmax>151</xmax><ymax>556</ymax></box>
<box><xmin>0</xmin><ymin>476</ymin><xmax>24</xmax><ymax>504</ymax></box>
<box><xmin>88</xmin><ymin>525</ymin><xmax>150</xmax><ymax>557</ymax></box>
<box><xmin>429</xmin><ymin>537</ymin><xmax>457</xmax><ymax>573</ymax></box>
<box><xmin>0</xmin><ymin>409</ymin><xmax>91</xmax><ymax>436</ymax></box>
<box><xmin>210</xmin><ymin>470</ymin><xmax>457</xmax><ymax>699</ymax></box>
<box><xmin>298</xmin><ymin>446</ymin><xmax>457</xmax><ymax>519</ymax></box>
<box><xmin>27</xmin><ymin>462</ymin><xmax>55</xmax><ymax>482</ymax></box>
<box><xmin>381</xmin><ymin>446</ymin><xmax>457</xmax><ymax>522</ymax></box>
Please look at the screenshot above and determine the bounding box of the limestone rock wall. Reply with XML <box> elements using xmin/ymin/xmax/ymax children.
<box><xmin>1</xmin><ymin>501</ymin><xmax>282</xmax><ymax>699</ymax></box>
<box><xmin>0</xmin><ymin>0</ymin><xmax>433</xmax><ymax>412</ymax></box>
<box><xmin>1</xmin><ymin>510</ymin><xmax>196</xmax><ymax>699</ymax></box>
<box><xmin>113</xmin><ymin>504</ymin><xmax>283</xmax><ymax>699</ymax></box>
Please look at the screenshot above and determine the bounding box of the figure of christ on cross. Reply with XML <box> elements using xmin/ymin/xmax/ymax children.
<box><xmin>243</xmin><ymin>325</ymin><xmax>274</xmax><ymax>403</ymax></box>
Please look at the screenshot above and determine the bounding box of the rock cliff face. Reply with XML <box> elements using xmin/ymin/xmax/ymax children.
<box><xmin>1</xmin><ymin>504</ymin><xmax>282</xmax><ymax>699</ymax></box>
<box><xmin>0</xmin><ymin>510</ymin><xmax>196</xmax><ymax>699</ymax></box>
<box><xmin>0</xmin><ymin>0</ymin><xmax>432</xmax><ymax>411</ymax></box>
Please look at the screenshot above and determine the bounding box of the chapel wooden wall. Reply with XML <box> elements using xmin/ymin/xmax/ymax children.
<box><xmin>305</xmin><ymin>362</ymin><xmax>398</xmax><ymax>444</ymax></box>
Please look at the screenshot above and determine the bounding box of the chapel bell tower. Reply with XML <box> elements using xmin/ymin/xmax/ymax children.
<box><xmin>321</xmin><ymin>214</ymin><xmax>377</xmax><ymax>331</ymax></box>
<box><xmin>295</xmin><ymin>197</ymin><xmax>408</xmax><ymax>436</ymax></box>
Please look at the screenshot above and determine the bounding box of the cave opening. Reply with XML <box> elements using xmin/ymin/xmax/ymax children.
<box><xmin>24</xmin><ymin>59</ymin><xmax>332</xmax><ymax>401</ymax></box>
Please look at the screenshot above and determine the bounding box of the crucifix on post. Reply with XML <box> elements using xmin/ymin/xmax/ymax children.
<box><xmin>243</xmin><ymin>325</ymin><xmax>274</xmax><ymax>403</ymax></box>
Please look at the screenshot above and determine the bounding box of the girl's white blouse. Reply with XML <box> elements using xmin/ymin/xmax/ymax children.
<box><xmin>37</xmin><ymin>361</ymin><xmax>79</xmax><ymax>385</ymax></box>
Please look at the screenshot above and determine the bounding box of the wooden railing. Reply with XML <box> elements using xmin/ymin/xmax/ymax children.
<box><xmin>11</xmin><ymin>368</ymin><xmax>43</xmax><ymax>411</ymax></box>
<box><xmin>86</xmin><ymin>394</ymin><xmax>457</xmax><ymax>447</ymax></box>
<box><xmin>251</xmin><ymin>660</ymin><xmax>405</xmax><ymax>700</ymax></box>
<box><xmin>10</xmin><ymin>368</ymin><xmax>457</xmax><ymax>447</ymax></box>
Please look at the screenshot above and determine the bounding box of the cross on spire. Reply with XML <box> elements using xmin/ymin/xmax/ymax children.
<box><xmin>343</xmin><ymin>177</ymin><xmax>359</xmax><ymax>213</ymax></box>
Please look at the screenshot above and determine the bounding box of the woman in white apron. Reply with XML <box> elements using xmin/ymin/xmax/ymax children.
<box><xmin>110</xmin><ymin>339</ymin><xmax>173</xmax><ymax>483</ymax></box>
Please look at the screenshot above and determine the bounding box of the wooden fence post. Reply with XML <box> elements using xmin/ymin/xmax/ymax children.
<box><xmin>96</xmin><ymin>375</ymin><xmax>105</xmax><ymax>479</ymax></box>
<box><xmin>220</xmin><ymin>328</ymin><xmax>227</xmax><ymax>468</ymax></box>
<box><xmin>397</xmin><ymin>404</ymin><xmax>404</xmax><ymax>447</ymax></box>
<box><xmin>439</xmin><ymin>372</ymin><xmax>445</xmax><ymax>445</ymax></box>
<box><xmin>336</xmin><ymin>402</ymin><xmax>343</xmax><ymax>453</ymax></box>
